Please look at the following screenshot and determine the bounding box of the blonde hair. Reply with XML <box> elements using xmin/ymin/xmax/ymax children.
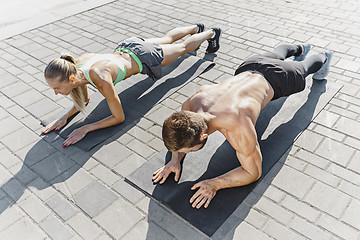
<box><xmin>44</xmin><ymin>54</ymin><xmax>89</xmax><ymax>112</ymax></box>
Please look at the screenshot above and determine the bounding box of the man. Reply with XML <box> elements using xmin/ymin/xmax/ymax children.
<box><xmin>152</xmin><ymin>43</ymin><xmax>332</xmax><ymax>209</ymax></box>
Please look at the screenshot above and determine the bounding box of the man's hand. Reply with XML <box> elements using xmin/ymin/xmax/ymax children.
<box><xmin>152</xmin><ymin>160</ymin><xmax>181</xmax><ymax>184</ymax></box>
<box><xmin>62</xmin><ymin>126</ymin><xmax>89</xmax><ymax>147</ymax></box>
<box><xmin>190</xmin><ymin>179</ymin><xmax>218</xmax><ymax>209</ymax></box>
<box><xmin>42</xmin><ymin>116</ymin><xmax>67</xmax><ymax>134</ymax></box>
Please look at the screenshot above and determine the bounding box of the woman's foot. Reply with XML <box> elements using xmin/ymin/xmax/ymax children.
<box><xmin>206</xmin><ymin>27</ymin><xmax>221</xmax><ymax>53</ymax></box>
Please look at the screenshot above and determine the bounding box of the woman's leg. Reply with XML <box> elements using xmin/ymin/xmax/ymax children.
<box><xmin>160</xmin><ymin>30</ymin><xmax>213</xmax><ymax>66</ymax></box>
<box><xmin>146</xmin><ymin>25</ymin><xmax>199</xmax><ymax>45</ymax></box>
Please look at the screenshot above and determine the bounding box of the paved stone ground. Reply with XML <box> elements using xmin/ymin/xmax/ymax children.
<box><xmin>0</xmin><ymin>0</ymin><xmax>359</xmax><ymax>239</ymax></box>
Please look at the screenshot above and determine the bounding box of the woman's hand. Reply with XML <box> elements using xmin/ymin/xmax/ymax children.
<box><xmin>42</xmin><ymin>116</ymin><xmax>67</xmax><ymax>134</ymax></box>
<box><xmin>62</xmin><ymin>126</ymin><xmax>89</xmax><ymax>147</ymax></box>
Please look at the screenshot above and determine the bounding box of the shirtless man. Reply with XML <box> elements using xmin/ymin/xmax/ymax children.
<box><xmin>152</xmin><ymin>43</ymin><xmax>333</xmax><ymax>209</ymax></box>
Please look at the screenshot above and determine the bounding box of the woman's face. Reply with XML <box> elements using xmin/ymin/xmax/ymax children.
<box><xmin>46</xmin><ymin>76</ymin><xmax>74</xmax><ymax>95</ymax></box>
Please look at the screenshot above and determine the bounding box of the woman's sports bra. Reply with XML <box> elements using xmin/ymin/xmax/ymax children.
<box><xmin>77</xmin><ymin>54</ymin><xmax>127</xmax><ymax>88</ymax></box>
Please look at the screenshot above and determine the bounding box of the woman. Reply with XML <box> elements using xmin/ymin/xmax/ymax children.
<box><xmin>42</xmin><ymin>24</ymin><xmax>221</xmax><ymax>147</ymax></box>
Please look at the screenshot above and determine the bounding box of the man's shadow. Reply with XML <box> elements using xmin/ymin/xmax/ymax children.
<box><xmin>146</xmin><ymin>80</ymin><xmax>327</xmax><ymax>238</ymax></box>
<box><xmin>0</xmin><ymin>53</ymin><xmax>215</xmax><ymax>214</ymax></box>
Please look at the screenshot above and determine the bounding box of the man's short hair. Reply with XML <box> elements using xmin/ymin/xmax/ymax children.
<box><xmin>162</xmin><ymin>111</ymin><xmax>207</xmax><ymax>151</ymax></box>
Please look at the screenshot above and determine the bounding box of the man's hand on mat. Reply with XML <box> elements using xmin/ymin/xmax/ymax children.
<box><xmin>62</xmin><ymin>126</ymin><xmax>89</xmax><ymax>147</ymax></box>
<box><xmin>190</xmin><ymin>180</ymin><xmax>217</xmax><ymax>209</ymax></box>
<box><xmin>42</xmin><ymin>117</ymin><xmax>67</xmax><ymax>134</ymax></box>
<box><xmin>152</xmin><ymin>161</ymin><xmax>181</xmax><ymax>184</ymax></box>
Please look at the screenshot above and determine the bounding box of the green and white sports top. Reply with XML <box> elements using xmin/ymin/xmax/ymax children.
<box><xmin>77</xmin><ymin>54</ymin><xmax>128</xmax><ymax>88</ymax></box>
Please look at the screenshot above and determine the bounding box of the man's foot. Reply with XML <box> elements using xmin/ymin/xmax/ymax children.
<box><xmin>196</xmin><ymin>23</ymin><xmax>205</xmax><ymax>33</ymax></box>
<box><xmin>206</xmin><ymin>27</ymin><xmax>221</xmax><ymax>53</ymax></box>
<box><xmin>312</xmin><ymin>50</ymin><xmax>333</xmax><ymax>80</ymax></box>
<box><xmin>294</xmin><ymin>43</ymin><xmax>311</xmax><ymax>61</ymax></box>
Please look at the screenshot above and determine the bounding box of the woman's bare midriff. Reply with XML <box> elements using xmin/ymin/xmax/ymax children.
<box><xmin>113</xmin><ymin>51</ymin><xmax>140</xmax><ymax>79</ymax></box>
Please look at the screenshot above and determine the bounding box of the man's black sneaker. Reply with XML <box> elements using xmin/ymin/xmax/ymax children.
<box><xmin>206</xmin><ymin>27</ymin><xmax>221</xmax><ymax>53</ymax></box>
<box><xmin>196</xmin><ymin>23</ymin><xmax>205</xmax><ymax>33</ymax></box>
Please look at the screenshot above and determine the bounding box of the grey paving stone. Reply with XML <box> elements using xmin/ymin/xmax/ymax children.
<box><xmin>243</xmin><ymin>209</ymin><xmax>268</xmax><ymax>229</ymax></box>
<box><xmin>0</xmin><ymin>148</ymin><xmax>21</xmax><ymax>169</ymax></box>
<box><xmin>146</xmin><ymin>105</ymin><xmax>173</xmax><ymax>125</ymax></box>
<box><xmin>271</xmin><ymin>165</ymin><xmax>315</xmax><ymax>199</ymax></box>
<box><xmin>74</xmin><ymin>181</ymin><xmax>118</xmax><ymax>218</ymax></box>
<box><xmin>25</xmin><ymin>98</ymin><xmax>59</xmax><ymax>118</ymax></box>
<box><xmin>329</xmin><ymin>163</ymin><xmax>360</xmax><ymax>185</ymax></box>
<box><xmin>262</xmin><ymin>185</ymin><xmax>286</xmax><ymax>203</ymax></box>
<box><xmin>263</xmin><ymin>218</ymin><xmax>306</xmax><ymax>240</ymax></box>
<box><xmin>304</xmin><ymin>181</ymin><xmax>351</xmax><ymax>218</ymax></box>
<box><xmin>2</xmin><ymin>177</ymin><xmax>31</xmax><ymax>203</ymax></box>
<box><xmin>128</xmin><ymin>126</ymin><xmax>154</xmax><ymax>143</ymax></box>
<box><xmin>312</xmin><ymin>124</ymin><xmax>345</xmax><ymax>142</ymax></box>
<box><xmin>11</xmin><ymin>89</ymin><xmax>44</xmax><ymax>108</ymax></box>
<box><xmin>315</xmin><ymin>138</ymin><xmax>355</xmax><ymax>167</ymax></box>
<box><xmin>304</xmin><ymin>164</ymin><xmax>341</xmax><ymax>187</ymax></box>
<box><xmin>51</xmin><ymin>167</ymin><xmax>96</xmax><ymax>199</ymax></box>
<box><xmin>147</xmin><ymin>199</ymin><xmax>208</xmax><ymax>240</ymax></box>
<box><xmin>112</xmin><ymin>179</ymin><xmax>144</xmax><ymax>203</ymax></box>
<box><xmin>94</xmin><ymin>198</ymin><xmax>143</xmax><ymax>239</ymax></box>
<box><xmin>1</xmin><ymin>126</ymin><xmax>40</xmax><ymax>152</ymax></box>
<box><xmin>46</xmin><ymin>194</ymin><xmax>78</xmax><ymax>221</ymax></box>
<box><xmin>0</xmin><ymin>217</ymin><xmax>47</xmax><ymax>240</ymax></box>
<box><xmin>295</xmin><ymin>130</ymin><xmax>324</xmax><ymax>152</ymax></box>
<box><xmin>19</xmin><ymin>195</ymin><xmax>51</xmax><ymax>223</ymax></box>
<box><xmin>0</xmin><ymin>116</ymin><xmax>23</xmax><ymax>138</ymax></box>
<box><xmin>7</xmin><ymin>105</ymin><xmax>28</xmax><ymax>119</ymax></box>
<box><xmin>90</xmin><ymin>164</ymin><xmax>120</xmax><ymax>186</ymax></box>
<box><xmin>123</xmin><ymin>219</ymin><xmax>175</xmax><ymax>240</ymax></box>
<box><xmin>338</xmin><ymin>180</ymin><xmax>360</xmax><ymax>199</ymax></box>
<box><xmin>254</xmin><ymin>196</ymin><xmax>293</xmax><ymax>225</ymax></box>
<box><xmin>232</xmin><ymin>221</ymin><xmax>272</xmax><ymax>240</ymax></box>
<box><xmin>0</xmin><ymin>198</ymin><xmax>24</xmax><ymax>232</ymax></box>
<box><xmin>27</xmin><ymin>177</ymin><xmax>57</xmax><ymax>201</ymax></box>
<box><xmin>342</xmin><ymin>199</ymin><xmax>360</xmax><ymax>230</ymax></box>
<box><xmin>67</xmin><ymin>212</ymin><xmax>103</xmax><ymax>240</ymax></box>
<box><xmin>15</xmin><ymin>139</ymin><xmax>57</xmax><ymax>166</ymax></box>
<box><xmin>1</xmin><ymin>81</ymin><xmax>32</xmax><ymax>98</ymax></box>
<box><xmin>40</xmin><ymin>215</ymin><xmax>74</xmax><ymax>240</ymax></box>
<box><xmin>348</xmin><ymin>151</ymin><xmax>360</xmax><ymax>172</ymax></box>
<box><xmin>294</xmin><ymin>149</ymin><xmax>330</xmax><ymax>169</ymax></box>
<box><xmin>126</xmin><ymin>139</ymin><xmax>156</xmax><ymax>159</ymax></box>
<box><xmin>318</xmin><ymin>213</ymin><xmax>359</xmax><ymax>240</ymax></box>
<box><xmin>281</xmin><ymin>195</ymin><xmax>320</xmax><ymax>222</ymax></box>
<box><xmin>333</xmin><ymin>116</ymin><xmax>360</xmax><ymax>140</ymax></box>
<box><xmin>92</xmin><ymin>141</ymin><xmax>132</xmax><ymax>168</ymax></box>
<box><xmin>9</xmin><ymin>163</ymin><xmax>38</xmax><ymax>186</ymax></box>
<box><xmin>31</xmin><ymin>152</ymin><xmax>75</xmax><ymax>182</ymax></box>
<box><xmin>290</xmin><ymin>216</ymin><xmax>332</xmax><ymax>240</ymax></box>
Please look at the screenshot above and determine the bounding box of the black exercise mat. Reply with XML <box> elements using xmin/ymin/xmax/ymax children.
<box><xmin>41</xmin><ymin>54</ymin><xmax>215</xmax><ymax>151</ymax></box>
<box><xmin>126</xmin><ymin>79</ymin><xmax>342</xmax><ymax>237</ymax></box>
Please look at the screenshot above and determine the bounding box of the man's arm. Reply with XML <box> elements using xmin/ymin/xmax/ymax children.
<box><xmin>190</xmin><ymin>117</ymin><xmax>262</xmax><ymax>209</ymax></box>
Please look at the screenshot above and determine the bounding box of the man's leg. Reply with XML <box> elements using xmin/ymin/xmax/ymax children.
<box><xmin>263</xmin><ymin>43</ymin><xmax>304</xmax><ymax>60</ymax></box>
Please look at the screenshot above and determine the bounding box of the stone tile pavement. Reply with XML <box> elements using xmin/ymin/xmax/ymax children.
<box><xmin>0</xmin><ymin>0</ymin><xmax>360</xmax><ymax>239</ymax></box>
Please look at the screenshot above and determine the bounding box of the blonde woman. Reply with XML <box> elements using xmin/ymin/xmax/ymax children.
<box><xmin>42</xmin><ymin>24</ymin><xmax>221</xmax><ymax>147</ymax></box>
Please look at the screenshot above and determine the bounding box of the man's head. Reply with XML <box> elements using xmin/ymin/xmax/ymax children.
<box><xmin>162</xmin><ymin>111</ymin><xmax>208</xmax><ymax>153</ymax></box>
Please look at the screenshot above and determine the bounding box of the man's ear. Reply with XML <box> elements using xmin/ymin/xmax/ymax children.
<box><xmin>200</xmin><ymin>132</ymin><xmax>208</xmax><ymax>141</ymax></box>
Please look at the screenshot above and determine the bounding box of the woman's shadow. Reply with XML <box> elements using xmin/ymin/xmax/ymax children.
<box><xmin>0</xmin><ymin>53</ymin><xmax>215</xmax><ymax>214</ymax></box>
<box><xmin>146</xmin><ymin>79</ymin><xmax>327</xmax><ymax>238</ymax></box>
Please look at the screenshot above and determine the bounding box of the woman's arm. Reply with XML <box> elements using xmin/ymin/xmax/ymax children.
<box><xmin>62</xmin><ymin>65</ymin><xmax>125</xmax><ymax>146</ymax></box>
